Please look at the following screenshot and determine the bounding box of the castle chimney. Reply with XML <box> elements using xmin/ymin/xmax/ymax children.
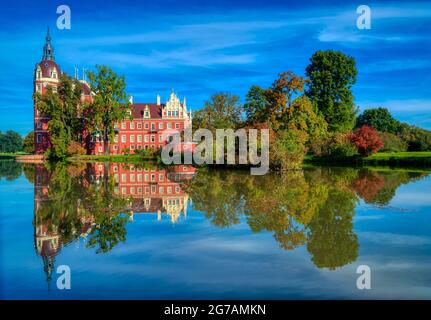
<box><xmin>157</xmin><ymin>94</ymin><xmax>161</xmax><ymax>106</ymax></box>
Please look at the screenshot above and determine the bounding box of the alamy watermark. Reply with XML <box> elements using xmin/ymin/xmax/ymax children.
<box><xmin>161</xmin><ymin>127</ymin><xmax>270</xmax><ymax>175</ymax></box>
<box><xmin>356</xmin><ymin>265</ymin><xmax>371</xmax><ymax>290</ymax></box>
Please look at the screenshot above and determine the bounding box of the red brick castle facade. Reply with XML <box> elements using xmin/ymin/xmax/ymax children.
<box><xmin>34</xmin><ymin>29</ymin><xmax>192</xmax><ymax>155</ymax></box>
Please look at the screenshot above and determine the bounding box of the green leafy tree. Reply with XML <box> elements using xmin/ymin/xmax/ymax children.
<box><xmin>86</xmin><ymin>65</ymin><xmax>131</xmax><ymax>155</ymax></box>
<box><xmin>0</xmin><ymin>130</ymin><xmax>23</xmax><ymax>153</ymax></box>
<box><xmin>306</xmin><ymin>50</ymin><xmax>358</xmax><ymax>132</ymax></box>
<box><xmin>23</xmin><ymin>131</ymin><xmax>35</xmax><ymax>154</ymax></box>
<box><xmin>356</xmin><ymin>108</ymin><xmax>400</xmax><ymax>134</ymax></box>
<box><xmin>35</xmin><ymin>74</ymin><xmax>83</xmax><ymax>158</ymax></box>
<box><xmin>243</xmin><ymin>85</ymin><xmax>270</xmax><ymax>125</ymax></box>
<box><xmin>192</xmin><ymin>93</ymin><xmax>242</xmax><ymax>132</ymax></box>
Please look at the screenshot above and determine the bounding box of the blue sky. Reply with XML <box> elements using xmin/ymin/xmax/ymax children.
<box><xmin>0</xmin><ymin>0</ymin><xmax>430</xmax><ymax>135</ymax></box>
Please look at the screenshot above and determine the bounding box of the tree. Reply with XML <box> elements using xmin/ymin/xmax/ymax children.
<box><xmin>270</xmin><ymin>128</ymin><xmax>307</xmax><ymax>170</ymax></box>
<box><xmin>23</xmin><ymin>131</ymin><xmax>35</xmax><ymax>154</ymax></box>
<box><xmin>86</xmin><ymin>65</ymin><xmax>131</xmax><ymax>155</ymax></box>
<box><xmin>356</xmin><ymin>107</ymin><xmax>400</xmax><ymax>134</ymax></box>
<box><xmin>349</xmin><ymin>125</ymin><xmax>384</xmax><ymax>156</ymax></box>
<box><xmin>306</xmin><ymin>50</ymin><xmax>358</xmax><ymax>132</ymax></box>
<box><xmin>34</xmin><ymin>74</ymin><xmax>84</xmax><ymax>158</ymax></box>
<box><xmin>265</xmin><ymin>71</ymin><xmax>307</xmax><ymax>130</ymax></box>
<box><xmin>0</xmin><ymin>130</ymin><xmax>23</xmax><ymax>153</ymax></box>
<box><xmin>192</xmin><ymin>93</ymin><xmax>242</xmax><ymax>132</ymax></box>
<box><xmin>379</xmin><ymin>132</ymin><xmax>407</xmax><ymax>152</ymax></box>
<box><xmin>243</xmin><ymin>85</ymin><xmax>270</xmax><ymax>125</ymax></box>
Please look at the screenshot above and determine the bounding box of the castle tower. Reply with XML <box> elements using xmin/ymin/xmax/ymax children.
<box><xmin>34</xmin><ymin>27</ymin><xmax>62</xmax><ymax>154</ymax></box>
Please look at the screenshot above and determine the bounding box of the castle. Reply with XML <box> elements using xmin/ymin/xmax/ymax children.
<box><xmin>34</xmin><ymin>28</ymin><xmax>192</xmax><ymax>155</ymax></box>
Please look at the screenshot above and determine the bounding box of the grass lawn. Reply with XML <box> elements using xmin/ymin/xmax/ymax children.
<box><xmin>306</xmin><ymin>151</ymin><xmax>431</xmax><ymax>167</ymax></box>
<box><xmin>69</xmin><ymin>154</ymin><xmax>157</xmax><ymax>163</ymax></box>
<box><xmin>366</xmin><ymin>152</ymin><xmax>431</xmax><ymax>159</ymax></box>
<box><xmin>364</xmin><ymin>152</ymin><xmax>431</xmax><ymax>166</ymax></box>
<box><xmin>0</xmin><ymin>152</ymin><xmax>29</xmax><ymax>159</ymax></box>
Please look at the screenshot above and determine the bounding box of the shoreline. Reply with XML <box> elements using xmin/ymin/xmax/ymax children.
<box><xmin>2</xmin><ymin>152</ymin><xmax>431</xmax><ymax>169</ymax></box>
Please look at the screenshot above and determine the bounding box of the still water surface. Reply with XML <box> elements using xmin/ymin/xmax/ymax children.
<box><xmin>1</xmin><ymin>160</ymin><xmax>431</xmax><ymax>299</ymax></box>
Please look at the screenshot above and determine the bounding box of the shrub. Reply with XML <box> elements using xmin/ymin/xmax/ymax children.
<box><xmin>23</xmin><ymin>131</ymin><xmax>35</xmax><ymax>154</ymax></box>
<box><xmin>270</xmin><ymin>129</ymin><xmax>307</xmax><ymax>170</ymax></box>
<box><xmin>379</xmin><ymin>132</ymin><xmax>408</xmax><ymax>152</ymax></box>
<box><xmin>67</xmin><ymin>141</ymin><xmax>86</xmax><ymax>155</ymax></box>
<box><xmin>312</xmin><ymin>132</ymin><xmax>358</xmax><ymax>157</ymax></box>
<box><xmin>349</xmin><ymin>125</ymin><xmax>384</xmax><ymax>156</ymax></box>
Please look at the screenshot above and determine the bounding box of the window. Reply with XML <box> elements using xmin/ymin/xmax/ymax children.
<box><xmin>137</xmin><ymin>123</ymin><xmax>142</xmax><ymax>129</ymax></box>
<box><xmin>138</xmin><ymin>187</ymin><xmax>142</xmax><ymax>194</ymax></box>
<box><xmin>145</xmin><ymin>174</ymin><xmax>149</xmax><ymax>182</ymax></box>
<box><xmin>159</xmin><ymin>123</ymin><xmax>163</xmax><ymax>129</ymax></box>
<box><xmin>151</xmin><ymin>135</ymin><xmax>155</xmax><ymax>142</ymax></box>
<box><xmin>137</xmin><ymin>135</ymin><xmax>142</xmax><ymax>142</ymax></box>
<box><xmin>159</xmin><ymin>187</ymin><xmax>164</xmax><ymax>194</ymax></box>
<box><xmin>130</xmin><ymin>135</ymin><xmax>135</xmax><ymax>143</ymax></box>
<box><xmin>130</xmin><ymin>187</ymin><xmax>135</xmax><ymax>194</ymax></box>
<box><xmin>130</xmin><ymin>145</ymin><xmax>135</xmax><ymax>150</ymax></box>
<box><xmin>159</xmin><ymin>174</ymin><xmax>164</xmax><ymax>181</ymax></box>
<box><xmin>130</xmin><ymin>122</ymin><xmax>135</xmax><ymax>130</ymax></box>
<box><xmin>159</xmin><ymin>134</ymin><xmax>163</xmax><ymax>142</ymax></box>
<box><xmin>167</xmin><ymin>186</ymin><xmax>172</xmax><ymax>194</ymax></box>
<box><xmin>37</xmin><ymin>134</ymin><xmax>42</xmax><ymax>143</ymax></box>
<box><xmin>137</xmin><ymin>174</ymin><xmax>142</xmax><ymax>182</ymax></box>
<box><xmin>121</xmin><ymin>135</ymin><xmax>126</xmax><ymax>143</ymax></box>
<box><xmin>37</xmin><ymin>121</ymin><xmax>42</xmax><ymax>129</ymax></box>
<box><xmin>122</xmin><ymin>187</ymin><xmax>127</xmax><ymax>194</ymax></box>
<box><xmin>114</xmin><ymin>135</ymin><xmax>118</xmax><ymax>142</ymax></box>
<box><xmin>137</xmin><ymin>145</ymin><xmax>142</xmax><ymax>149</ymax></box>
<box><xmin>176</xmin><ymin>186</ymin><xmax>181</xmax><ymax>193</ymax></box>
<box><xmin>121</xmin><ymin>174</ymin><xmax>127</xmax><ymax>182</ymax></box>
<box><xmin>145</xmin><ymin>111</ymin><xmax>150</xmax><ymax>118</ymax></box>
<box><xmin>113</xmin><ymin>166</ymin><xmax>118</xmax><ymax>172</ymax></box>
<box><xmin>175</xmin><ymin>123</ymin><xmax>180</xmax><ymax>129</ymax></box>
<box><xmin>151</xmin><ymin>174</ymin><xmax>156</xmax><ymax>182</ymax></box>
<box><xmin>113</xmin><ymin>145</ymin><xmax>118</xmax><ymax>150</ymax></box>
<box><xmin>98</xmin><ymin>146</ymin><xmax>102</xmax><ymax>152</ymax></box>
<box><xmin>130</xmin><ymin>174</ymin><xmax>135</xmax><ymax>182</ymax></box>
<box><xmin>167</xmin><ymin>123</ymin><xmax>172</xmax><ymax>129</ymax></box>
<box><xmin>121</xmin><ymin>123</ymin><xmax>126</xmax><ymax>129</ymax></box>
<box><xmin>151</xmin><ymin>123</ymin><xmax>155</xmax><ymax>130</ymax></box>
<box><xmin>144</xmin><ymin>123</ymin><xmax>149</xmax><ymax>129</ymax></box>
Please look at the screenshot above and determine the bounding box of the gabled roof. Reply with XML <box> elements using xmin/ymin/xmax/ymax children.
<box><xmin>36</xmin><ymin>60</ymin><xmax>61</xmax><ymax>78</ymax></box>
<box><xmin>131</xmin><ymin>103</ymin><xmax>165</xmax><ymax>119</ymax></box>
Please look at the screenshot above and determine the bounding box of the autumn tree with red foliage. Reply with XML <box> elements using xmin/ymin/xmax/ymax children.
<box><xmin>349</xmin><ymin>125</ymin><xmax>384</xmax><ymax>156</ymax></box>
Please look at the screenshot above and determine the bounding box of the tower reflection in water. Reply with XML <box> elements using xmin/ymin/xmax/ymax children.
<box><xmin>32</xmin><ymin>162</ymin><xmax>195</xmax><ymax>286</ymax></box>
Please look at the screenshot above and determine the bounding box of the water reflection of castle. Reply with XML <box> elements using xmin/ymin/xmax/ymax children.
<box><xmin>33</xmin><ymin>163</ymin><xmax>195</xmax><ymax>286</ymax></box>
<box><xmin>93</xmin><ymin>163</ymin><xmax>195</xmax><ymax>223</ymax></box>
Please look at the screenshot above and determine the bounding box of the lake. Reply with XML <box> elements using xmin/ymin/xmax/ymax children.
<box><xmin>1</xmin><ymin>160</ymin><xmax>431</xmax><ymax>299</ymax></box>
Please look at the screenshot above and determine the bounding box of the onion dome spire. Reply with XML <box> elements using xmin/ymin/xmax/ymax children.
<box><xmin>42</xmin><ymin>26</ymin><xmax>55</xmax><ymax>61</ymax></box>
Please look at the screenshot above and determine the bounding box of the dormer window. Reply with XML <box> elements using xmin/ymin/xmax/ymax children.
<box><xmin>143</xmin><ymin>105</ymin><xmax>150</xmax><ymax>118</ymax></box>
<box><xmin>52</xmin><ymin>72</ymin><xmax>57</xmax><ymax>79</ymax></box>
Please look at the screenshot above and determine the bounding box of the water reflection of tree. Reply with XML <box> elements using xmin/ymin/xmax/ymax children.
<box><xmin>187</xmin><ymin>167</ymin><xmax>429</xmax><ymax>269</ymax></box>
<box><xmin>35</xmin><ymin>162</ymin><xmax>129</xmax><ymax>254</ymax></box>
<box><xmin>0</xmin><ymin>160</ymin><xmax>22</xmax><ymax>180</ymax></box>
